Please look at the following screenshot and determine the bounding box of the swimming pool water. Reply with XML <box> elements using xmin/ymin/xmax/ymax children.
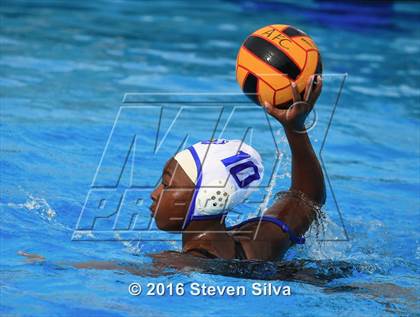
<box><xmin>1</xmin><ymin>1</ymin><xmax>419</xmax><ymax>316</ymax></box>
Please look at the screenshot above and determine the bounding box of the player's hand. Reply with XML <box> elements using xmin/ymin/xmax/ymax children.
<box><xmin>263</xmin><ymin>74</ymin><xmax>322</xmax><ymax>131</ymax></box>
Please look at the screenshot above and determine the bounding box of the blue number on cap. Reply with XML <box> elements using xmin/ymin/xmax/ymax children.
<box><xmin>221</xmin><ymin>151</ymin><xmax>260</xmax><ymax>188</ymax></box>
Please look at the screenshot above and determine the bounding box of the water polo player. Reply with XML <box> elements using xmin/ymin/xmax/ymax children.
<box><xmin>150</xmin><ymin>75</ymin><xmax>325</xmax><ymax>261</ymax></box>
<box><xmin>19</xmin><ymin>75</ymin><xmax>323</xmax><ymax>266</ymax></box>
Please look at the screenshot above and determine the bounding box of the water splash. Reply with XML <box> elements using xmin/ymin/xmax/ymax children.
<box><xmin>8</xmin><ymin>194</ymin><xmax>56</xmax><ymax>221</ymax></box>
<box><xmin>5</xmin><ymin>192</ymin><xmax>71</xmax><ymax>231</ymax></box>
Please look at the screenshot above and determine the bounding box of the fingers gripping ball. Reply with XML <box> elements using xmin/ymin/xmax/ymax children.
<box><xmin>236</xmin><ymin>24</ymin><xmax>322</xmax><ymax>109</ymax></box>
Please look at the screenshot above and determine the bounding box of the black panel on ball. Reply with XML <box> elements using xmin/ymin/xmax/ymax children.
<box><xmin>282</xmin><ymin>26</ymin><xmax>307</xmax><ymax>37</ymax></box>
<box><xmin>243</xmin><ymin>72</ymin><xmax>259</xmax><ymax>105</ymax></box>
<box><xmin>243</xmin><ymin>36</ymin><xmax>301</xmax><ymax>80</ymax></box>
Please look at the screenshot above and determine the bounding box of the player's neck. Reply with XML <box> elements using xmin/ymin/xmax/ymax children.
<box><xmin>182</xmin><ymin>219</ymin><xmax>230</xmax><ymax>246</ymax></box>
<box><xmin>182</xmin><ymin>219</ymin><xmax>235</xmax><ymax>258</ymax></box>
<box><xmin>183</xmin><ymin>219</ymin><xmax>227</xmax><ymax>236</ymax></box>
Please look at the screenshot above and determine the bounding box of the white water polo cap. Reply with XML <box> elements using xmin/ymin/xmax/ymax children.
<box><xmin>174</xmin><ymin>139</ymin><xmax>264</xmax><ymax>228</ymax></box>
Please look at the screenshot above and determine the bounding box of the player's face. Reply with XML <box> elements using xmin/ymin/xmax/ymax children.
<box><xmin>150</xmin><ymin>158</ymin><xmax>194</xmax><ymax>231</ymax></box>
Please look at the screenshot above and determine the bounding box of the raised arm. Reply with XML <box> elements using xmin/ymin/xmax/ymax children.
<box><xmin>234</xmin><ymin>75</ymin><xmax>325</xmax><ymax>260</ymax></box>
<box><xmin>267</xmin><ymin>75</ymin><xmax>326</xmax><ymax>205</ymax></box>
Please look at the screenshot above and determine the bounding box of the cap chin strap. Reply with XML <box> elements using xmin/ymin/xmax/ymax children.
<box><xmin>181</xmin><ymin>146</ymin><xmax>227</xmax><ymax>230</ymax></box>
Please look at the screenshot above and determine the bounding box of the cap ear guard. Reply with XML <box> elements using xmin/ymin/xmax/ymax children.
<box><xmin>195</xmin><ymin>180</ymin><xmax>236</xmax><ymax>215</ymax></box>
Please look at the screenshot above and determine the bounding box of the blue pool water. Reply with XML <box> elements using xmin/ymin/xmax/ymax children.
<box><xmin>1</xmin><ymin>1</ymin><xmax>419</xmax><ymax>316</ymax></box>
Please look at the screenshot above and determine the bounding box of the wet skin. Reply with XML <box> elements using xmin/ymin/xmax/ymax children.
<box><xmin>150</xmin><ymin>75</ymin><xmax>325</xmax><ymax>261</ymax></box>
<box><xmin>150</xmin><ymin>158</ymin><xmax>194</xmax><ymax>231</ymax></box>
